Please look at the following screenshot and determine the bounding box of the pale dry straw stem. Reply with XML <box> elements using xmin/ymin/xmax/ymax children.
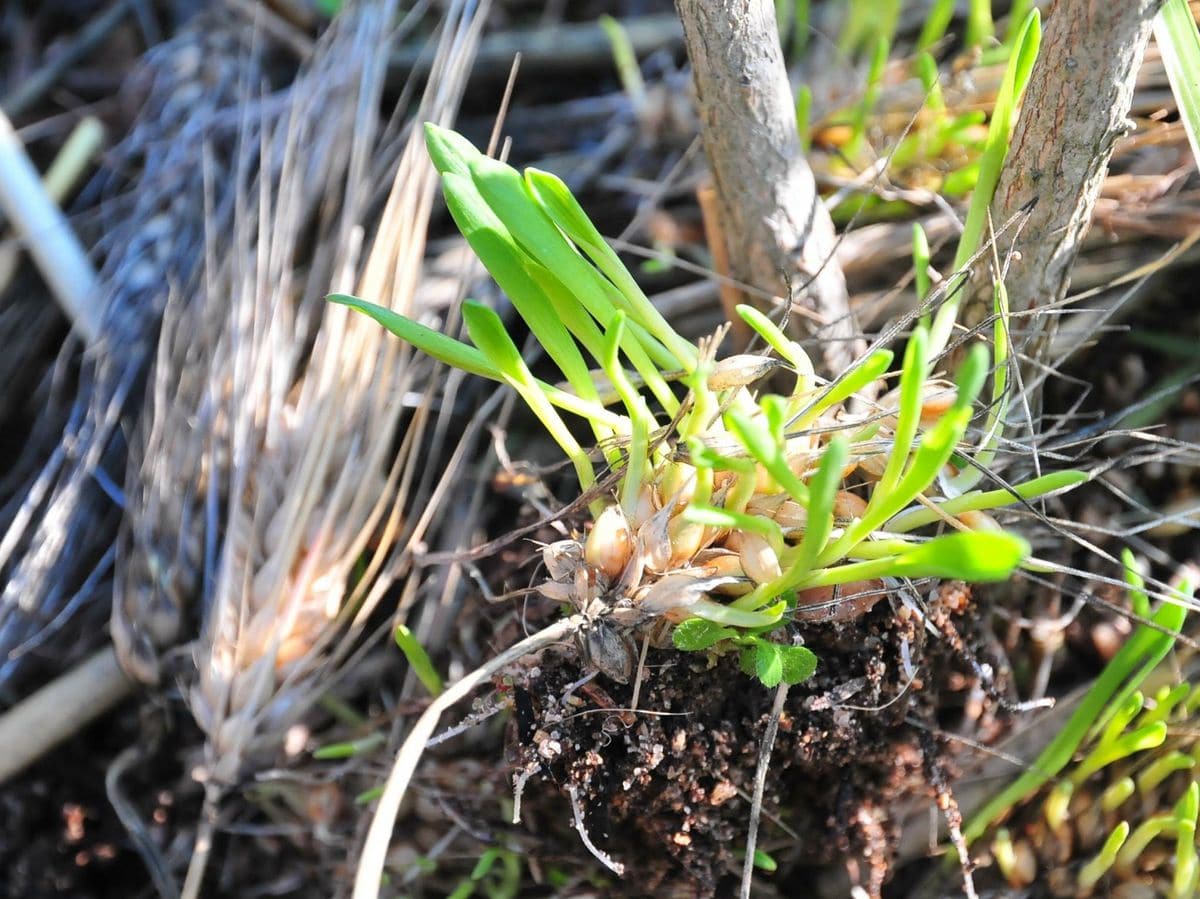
<box><xmin>0</xmin><ymin>109</ymin><xmax>99</xmax><ymax>343</ymax></box>
<box><xmin>89</xmin><ymin>3</ymin><xmax>489</xmax><ymax>894</ymax></box>
<box><xmin>353</xmin><ymin>615</ymin><xmax>584</xmax><ymax>899</ymax></box>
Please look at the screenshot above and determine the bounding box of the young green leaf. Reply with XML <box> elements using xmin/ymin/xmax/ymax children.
<box><xmin>328</xmin><ymin>294</ymin><xmax>498</xmax><ymax>380</ymax></box>
<box><xmin>672</xmin><ymin>618</ymin><xmax>739</xmax><ymax>651</ymax></box>
<box><xmin>724</xmin><ymin>408</ymin><xmax>810</xmax><ymax>506</ymax></box>
<box><xmin>778</xmin><ymin>644</ymin><xmax>818</xmax><ymax>685</ymax></box>
<box><xmin>394</xmin><ymin>624</ymin><xmax>444</xmax><ymax>696</ymax></box>
<box><xmin>887</xmin><ymin>469</ymin><xmax>1089</xmax><ymax>532</ymax></box>
<box><xmin>462</xmin><ymin>300</ymin><xmax>598</xmax><ymax>495</ymax></box>
<box><xmin>964</xmin><ymin>584</ymin><xmax>1189</xmax><ymax>845</ymax></box>
<box><xmin>791</xmin><ymin>437</ymin><xmax>848</xmax><ymax>574</ymax></box>
<box><xmin>878</xmin><ymin>326</ymin><xmax>929</xmax><ymax>497</ymax></box>
<box><xmin>423</xmin><ymin>121</ymin><xmax>482</xmax><ymax>177</ymax></box>
<box><xmin>753</xmin><ymin>640</ymin><xmax>784</xmax><ymax>688</ymax></box>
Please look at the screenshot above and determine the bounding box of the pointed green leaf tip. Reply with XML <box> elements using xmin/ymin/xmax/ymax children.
<box><xmin>327</xmin><ymin>294</ymin><xmax>499</xmax><ymax>380</ymax></box>
<box><xmin>893</xmin><ymin>531</ymin><xmax>1030</xmax><ymax>582</ymax></box>
<box><xmin>423</xmin><ymin>121</ymin><xmax>480</xmax><ymax>177</ymax></box>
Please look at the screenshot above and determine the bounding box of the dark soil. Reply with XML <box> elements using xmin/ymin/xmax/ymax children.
<box><xmin>507</xmin><ymin>581</ymin><xmax>1004</xmax><ymax>897</ymax></box>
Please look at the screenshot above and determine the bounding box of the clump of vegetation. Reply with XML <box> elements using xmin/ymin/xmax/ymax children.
<box><xmin>970</xmin><ymin>551</ymin><xmax>1199</xmax><ymax>896</ymax></box>
<box><xmin>333</xmin><ymin>124</ymin><xmax>1084</xmax><ymax>692</ymax></box>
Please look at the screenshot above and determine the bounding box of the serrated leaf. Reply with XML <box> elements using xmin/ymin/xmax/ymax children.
<box><xmin>754</xmin><ymin>641</ymin><xmax>784</xmax><ymax>688</ymax></box>
<box><xmin>672</xmin><ymin>618</ymin><xmax>737</xmax><ymax>652</ymax></box>
<box><xmin>778</xmin><ymin>645</ymin><xmax>818</xmax><ymax>685</ymax></box>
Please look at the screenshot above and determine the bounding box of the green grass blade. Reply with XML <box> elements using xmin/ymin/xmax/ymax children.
<box><xmin>524</xmin><ymin>167</ymin><xmax>697</xmax><ymax>368</ymax></box>
<box><xmin>963</xmin><ymin>594</ymin><xmax>1189</xmax><ymax>845</ymax></box>
<box><xmin>887</xmin><ymin>469</ymin><xmax>1088</xmax><ymax>532</ymax></box>
<box><xmin>394</xmin><ymin>625</ymin><xmax>444</xmax><ymax>696</ymax></box>
<box><xmin>916</xmin><ymin>0</ymin><xmax>955</xmax><ymax>52</ymax></box>
<box><xmin>462</xmin><ymin>301</ymin><xmax>598</xmax><ymax>495</ymax></box>
<box><xmin>724</xmin><ymin>408</ymin><xmax>810</xmax><ymax>506</ymax></box>
<box><xmin>793</xmin><ymin>349</ymin><xmax>894</xmax><ymax>427</ymax></box>
<box><xmin>329</xmin><ymin>294</ymin><xmax>498</xmax><ymax>379</ymax></box>
<box><xmin>441</xmin><ymin>174</ymin><xmax>598</xmax><ymax>404</ymax></box>
<box><xmin>1156</xmin><ymin>0</ymin><xmax>1200</xmax><ymax>169</ymax></box>
<box><xmin>933</xmin><ymin>8</ymin><xmax>1040</xmax><ymax>356</ymax></box>
<box><xmin>792</xmin><ymin>437</ymin><xmax>848</xmax><ymax>574</ymax></box>
<box><xmin>423</xmin><ymin>121</ymin><xmax>481</xmax><ymax>177</ymax></box>
<box><xmin>878</xmin><ymin>327</ymin><xmax>929</xmax><ymax>497</ymax></box>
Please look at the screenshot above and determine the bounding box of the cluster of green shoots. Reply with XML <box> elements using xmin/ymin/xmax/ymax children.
<box><xmin>971</xmin><ymin>552</ymin><xmax>1199</xmax><ymax>896</ymax></box>
<box><xmin>802</xmin><ymin>3</ymin><xmax>1041</xmax><ymax>227</ymax></box>
<box><xmin>332</xmin><ymin>124</ymin><xmax>1084</xmax><ymax>688</ymax></box>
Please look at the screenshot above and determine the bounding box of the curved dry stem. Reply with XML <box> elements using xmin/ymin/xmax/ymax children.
<box><xmin>352</xmin><ymin>614</ymin><xmax>583</xmax><ymax>899</ymax></box>
<box><xmin>740</xmin><ymin>680</ymin><xmax>788</xmax><ymax>899</ymax></box>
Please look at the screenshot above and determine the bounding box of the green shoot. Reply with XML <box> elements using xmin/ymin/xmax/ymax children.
<box><xmin>931</xmin><ymin>9</ymin><xmax>1040</xmax><ymax>357</ymax></box>
<box><xmin>599</xmin><ymin>15</ymin><xmax>647</xmax><ymax>113</ymax></box>
<box><xmin>916</xmin><ymin>0</ymin><xmax>955</xmax><ymax>53</ymax></box>
<box><xmin>394</xmin><ymin>624</ymin><xmax>445</xmax><ymax>696</ymax></box>
<box><xmin>336</xmin><ymin>126</ymin><xmax>1085</xmax><ymax>694</ymax></box>
<box><xmin>1155</xmin><ymin>0</ymin><xmax>1200</xmax><ymax>170</ymax></box>
<box><xmin>964</xmin><ymin>565</ymin><xmax>1192</xmax><ymax>845</ymax></box>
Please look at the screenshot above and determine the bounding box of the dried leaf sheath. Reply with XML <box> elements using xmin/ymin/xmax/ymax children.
<box><xmin>114</xmin><ymin>1</ymin><xmax>487</xmax><ymax>792</ymax></box>
<box><xmin>0</xmin><ymin>17</ymin><xmax>254</xmax><ymax>697</ymax></box>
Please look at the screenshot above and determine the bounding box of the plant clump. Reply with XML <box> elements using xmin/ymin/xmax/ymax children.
<box><xmin>335</xmin><ymin>124</ymin><xmax>1083</xmax><ymax>691</ymax></box>
<box><xmin>969</xmin><ymin>552</ymin><xmax>1199</xmax><ymax>898</ymax></box>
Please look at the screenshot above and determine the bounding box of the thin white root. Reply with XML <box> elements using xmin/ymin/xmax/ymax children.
<box><xmin>0</xmin><ymin>109</ymin><xmax>100</xmax><ymax>343</ymax></box>
<box><xmin>568</xmin><ymin>783</ymin><xmax>625</xmax><ymax>876</ymax></box>
<box><xmin>352</xmin><ymin>614</ymin><xmax>583</xmax><ymax>899</ymax></box>
<box><xmin>741</xmin><ymin>680</ymin><xmax>789</xmax><ymax>899</ymax></box>
<box><xmin>0</xmin><ymin>645</ymin><xmax>134</xmax><ymax>784</ymax></box>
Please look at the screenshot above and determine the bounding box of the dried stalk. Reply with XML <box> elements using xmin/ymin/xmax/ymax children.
<box><xmin>353</xmin><ymin>615</ymin><xmax>583</xmax><ymax>899</ymax></box>
<box><xmin>109</xmin><ymin>2</ymin><xmax>488</xmax><ymax>892</ymax></box>
<box><xmin>0</xmin><ymin>109</ymin><xmax>99</xmax><ymax>343</ymax></box>
<box><xmin>0</xmin><ymin>15</ymin><xmax>253</xmax><ymax>699</ymax></box>
<box><xmin>0</xmin><ymin>646</ymin><xmax>132</xmax><ymax>784</ymax></box>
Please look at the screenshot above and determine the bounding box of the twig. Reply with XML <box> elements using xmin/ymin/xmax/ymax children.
<box><xmin>180</xmin><ymin>785</ymin><xmax>220</xmax><ymax>899</ymax></box>
<box><xmin>0</xmin><ymin>645</ymin><xmax>134</xmax><ymax>784</ymax></box>
<box><xmin>1</xmin><ymin>0</ymin><xmax>135</xmax><ymax>117</ymax></box>
<box><xmin>352</xmin><ymin>615</ymin><xmax>583</xmax><ymax>899</ymax></box>
<box><xmin>0</xmin><ymin>115</ymin><xmax>105</xmax><ymax>295</ymax></box>
<box><xmin>741</xmin><ymin>680</ymin><xmax>788</xmax><ymax>899</ymax></box>
<box><xmin>389</xmin><ymin>13</ymin><xmax>682</xmax><ymax>82</ymax></box>
<box><xmin>0</xmin><ymin>109</ymin><xmax>100</xmax><ymax>342</ymax></box>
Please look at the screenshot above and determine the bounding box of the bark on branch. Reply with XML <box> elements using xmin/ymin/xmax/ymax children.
<box><xmin>976</xmin><ymin>0</ymin><xmax>1163</xmax><ymax>384</ymax></box>
<box><xmin>675</xmin><ymin>0</ymin><xmax>861</xmax><ymax>375</ymax></box>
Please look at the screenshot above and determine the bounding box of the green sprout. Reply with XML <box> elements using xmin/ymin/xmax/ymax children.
<box><xmin>969</xmin><ymin>549</ymin><xmax>1195</xmax><ymax>892</ymax></box>
<box><xmin>332</xmin><ymin>125</ymin><xmax>1084</xmax><ymax>689</ymax></box>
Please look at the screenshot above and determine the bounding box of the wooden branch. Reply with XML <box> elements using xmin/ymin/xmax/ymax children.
<box><xmin>675</xmin><ymin>0</ymin><xmax>861</xmax><ymax>375</ymax></box>
<box><xmin>976</xmin><ymin>0</ymin><xmax>1163</xmax><ymax>376</ymax></box>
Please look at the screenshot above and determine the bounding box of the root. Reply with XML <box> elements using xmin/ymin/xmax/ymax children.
<box><xmin>568</xmin><ymin>783</ymin><xmax>625</xmax><ymax>876</ymax></box>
